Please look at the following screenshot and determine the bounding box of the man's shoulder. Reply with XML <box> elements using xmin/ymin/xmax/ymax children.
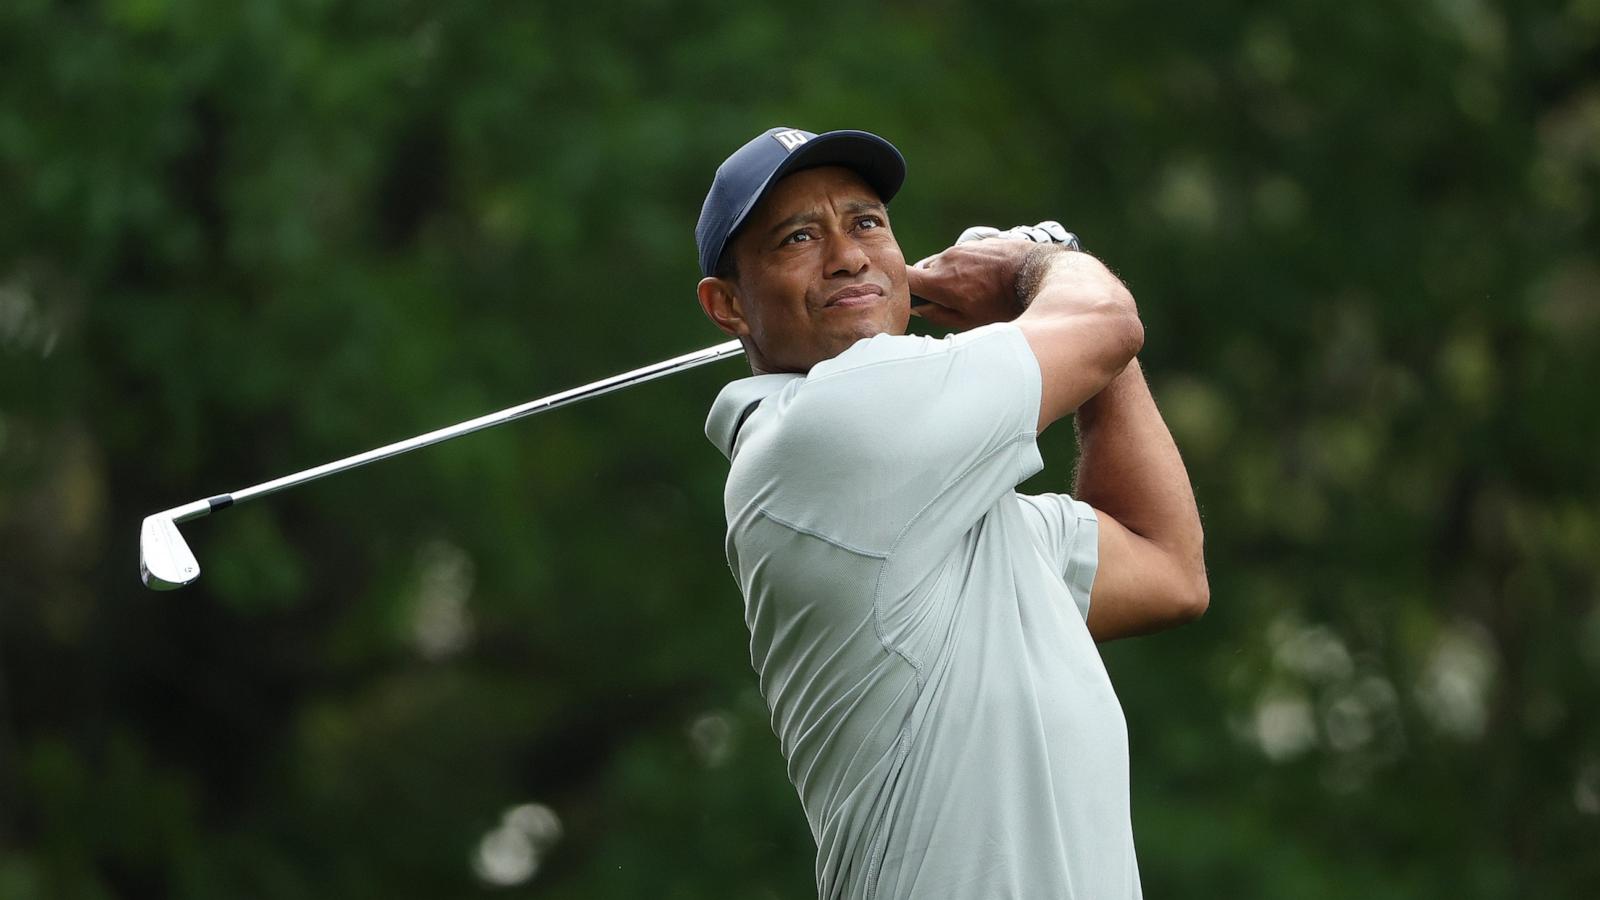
<box><xmin>715</xmin><ymin>323</ymin><xmax>1046</xmax><ymax>570</ymax></box>
<box><xmin>708</xmin><ymin>323</ymin><xmax>1036</xmax><ymax>476</ymax></box>
<box><xmin>806</xmin><ymin>324</ymin><xmax>1024</xmax><ymax>384</ymax></box>
<box><xmin>703</xmin><ymin>333</ymin><xmax>924</xmax><ymax>461</ymax></box>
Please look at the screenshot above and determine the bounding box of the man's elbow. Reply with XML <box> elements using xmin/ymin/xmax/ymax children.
<box><xmin>1079</xmin><ymin>279</ymin><xmax>1144</xmax><ymax>370</ymax></box>
<box><xmin>1108</xmin><ymin>286</ymin><xmax>1145</xmax><ymax>363</ymax></box>
<box><xmin>1165</xmin><ymin>526</ymin><xmax>1209</xmax><ymax>625</ymax></box>
<box><xmin>1159</xmin><ymin>552</ymin><xmax>1209</xmax><ymax>626</ymax></box>
<box><xmin>1172</xmin><ymin>572</ymin><xmax>1209</xmax><ymax>624</ymax></box>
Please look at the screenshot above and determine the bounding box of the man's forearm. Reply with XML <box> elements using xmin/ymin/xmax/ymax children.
<box><xmin>1013</xmin><ymin>250</ymin><xmax>1144</xmax><ymax>431</ymax></box>
<box><xmin>1073</xmin><ymin>360</ymin><xmax>1206</xmax><ymax>585</ymax></box>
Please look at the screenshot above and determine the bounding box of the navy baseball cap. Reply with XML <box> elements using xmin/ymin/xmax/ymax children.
<box><xmin>695</xmin><ymin>127</ymin><xmax>907</xmax><ymax>278</ymax></box>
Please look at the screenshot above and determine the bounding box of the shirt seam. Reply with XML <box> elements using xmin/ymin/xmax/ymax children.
<box><xmin>751</xmin><ymin>509</ymin><xmax>914</xmax><ymax>694</ymax></box>
<box><xmin>862</xmin><ymin>727</ymin><xmax>913</xmax><ymax>900</ymax></box>
<box><xmin>752</xmin><ymin>507</ymin><xmax>890</xmax><ymax>560</ymax></box>
<box><xmin>1067</xmin><ymin>504</ymin><xmax>1099</xmax><ymax>617</ymax></box>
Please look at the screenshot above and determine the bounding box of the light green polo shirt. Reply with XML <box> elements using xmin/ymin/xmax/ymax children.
<box><xmin>706</xmin><ymin>322</ymin><xmax>1141</xmax><ymax>900</ymax></box>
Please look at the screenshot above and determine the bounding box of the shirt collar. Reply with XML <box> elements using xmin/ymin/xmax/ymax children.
<box><xmin>705</xmin><ymin>373</ymin><xmax>801</xmax><ymax>461</ymax></box>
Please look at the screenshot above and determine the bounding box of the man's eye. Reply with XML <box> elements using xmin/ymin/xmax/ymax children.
<box><xmin>856</xmin><ymin>216</ymin><xmax>884</xmax><ymax>230</ymax></box>
<box><xmin>782</xmin><ymin>231</ymin><xmax>813</xmax><ymax>245</ymax></box>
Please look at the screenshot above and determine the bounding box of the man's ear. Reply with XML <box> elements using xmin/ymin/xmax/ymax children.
<box><xmin>697</xmin><ymin>277</ymin><xmax>751</xmax><ymax>338</ymax></box>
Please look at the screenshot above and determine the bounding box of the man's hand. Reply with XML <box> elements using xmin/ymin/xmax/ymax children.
<box><xmin>908</xmin><ymin>220</ymin><xmax>1140</xmax><ymax>429</ymax></box>
<box><xmin>906</xmin><ymin>240</ymin><xmax>1052</xmax><ymax>330</ymax></box>
<box><xmin>906</xmin><ymin>221</ymin><xmax>1083</xmax><ymax>331</ymax></box>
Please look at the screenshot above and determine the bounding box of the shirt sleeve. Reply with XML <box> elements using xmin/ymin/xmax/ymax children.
<box><xmin>1015</xmin><ymin>493</ymin><xmax>1100</xmax><ymax>620</ymax></box>
<box><xmin>753</xmin><ymin>322</ymin><xmax>1044</xmax><ymax>558</ymax></box>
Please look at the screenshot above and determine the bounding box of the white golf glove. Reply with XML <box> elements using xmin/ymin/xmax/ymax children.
<box><xmin>956</xmin><ymin>220</ymin><xmax>1081</xmax><ymax>249</ymax></box>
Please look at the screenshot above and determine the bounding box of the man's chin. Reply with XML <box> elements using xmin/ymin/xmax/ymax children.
<box><xmin>767</xmin><ymin>316</ymin><xmax>909</xmax><ymax>373</ymax></box>
<box><xmin>820</xmin><ymin>323</ymin><xmax>896</xmax><ymax>360</ymax></box>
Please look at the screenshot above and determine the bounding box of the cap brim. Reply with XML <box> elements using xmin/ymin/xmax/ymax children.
<box><xmin>722</xmin><ymin>130</ymin><xmax>907</xmax><ymax>258</ymax></box>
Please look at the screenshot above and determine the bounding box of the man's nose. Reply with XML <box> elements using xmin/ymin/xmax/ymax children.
<box><xmin>825</xmin><ymin>235</ymin><xmax>871</xmax><ymax>278</ymax></box>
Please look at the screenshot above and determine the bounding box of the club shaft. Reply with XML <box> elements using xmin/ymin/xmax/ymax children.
<box><xmin>207</xmin><ymin>339</ymin><xmax>744</xmax><ymax>508</ymax></box>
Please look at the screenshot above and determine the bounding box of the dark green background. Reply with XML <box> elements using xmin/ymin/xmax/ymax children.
<box><xmin>2</xmin><ymin>0</ymin><xmax>1597</xmax><ymax>896</ymax></box>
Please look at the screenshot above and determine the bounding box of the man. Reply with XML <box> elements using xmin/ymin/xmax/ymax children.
<box><xmin>694</xmin><ymin>126</ymin><xmax>1207</xmax><ymax>899</ymax></box>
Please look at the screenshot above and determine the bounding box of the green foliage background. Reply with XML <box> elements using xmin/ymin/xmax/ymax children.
<box><xmin>2</xmin><ymin>0</ymin><xmax>1598</xmax><ymax>896</ymax></box>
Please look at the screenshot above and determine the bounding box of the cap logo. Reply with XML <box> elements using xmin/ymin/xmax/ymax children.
<box><xmin>772</xmin><ymin>129</ymin><xmax>809</xmax><ymax>151</ymax></box>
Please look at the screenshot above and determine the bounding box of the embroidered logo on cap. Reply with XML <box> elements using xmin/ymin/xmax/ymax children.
<box><xmin>772</xmin><ymin>129</ymin><xmax>809</xmax><ymax>151</ymax></box>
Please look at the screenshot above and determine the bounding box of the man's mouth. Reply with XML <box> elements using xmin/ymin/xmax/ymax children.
<box><xmin>824</xmin><ymin>285</ymin><xmax>885</xmax><ymax>308</ymax></box>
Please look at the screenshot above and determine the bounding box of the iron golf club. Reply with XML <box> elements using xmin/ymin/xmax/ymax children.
<box><xmin>141</xmin><ymin>225</ymin><xmax>1075</xmax><ymax>589</ymax></box>
<box><xmin>140</xmin><ymin>339</ymin><xmax>745</xmax><ymax>590</ymax></box>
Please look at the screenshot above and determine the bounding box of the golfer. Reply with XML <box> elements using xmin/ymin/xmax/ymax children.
<box><xmin>694</xmin><ymin>127</ymin><xmax>1207</xmax><ymax>899</ymax></box>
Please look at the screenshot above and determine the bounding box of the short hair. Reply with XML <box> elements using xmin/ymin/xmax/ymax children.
<box><xmin>714</xmin><ymin>250</ymin><xmax>739</xmax><ymax>282</ymax></box>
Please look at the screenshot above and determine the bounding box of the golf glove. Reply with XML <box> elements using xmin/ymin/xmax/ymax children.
<box><xmin>956</xmin><ymin>220</ymin><xmax>1081</xmax><ymax>250</ymax></box>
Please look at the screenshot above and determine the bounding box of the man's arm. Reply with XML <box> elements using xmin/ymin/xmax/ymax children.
<box><xmin>1009</xmin><ymin>253</ymin><xmax>1208</xmax><ymax>639</ymax></box>
<box><xmin>908</xmin><ymin>240</ymin><xmax>1207</xmax><ymax>640</ymax></box>
<box><xmin>1074</xmin><ymin>359</ymin><xmax>1209</xmax><ymax>641</ymax></box>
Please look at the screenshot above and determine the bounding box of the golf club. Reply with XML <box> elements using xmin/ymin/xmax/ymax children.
<box><xmin>141</xmin><ymin>225</ymin><xmax>1075</xmax><ymax>590</ymax></box>
<box><xmin>140</xmin><ymin>339</ymin><xmax>746</xmax><ymax>590</ymax></box>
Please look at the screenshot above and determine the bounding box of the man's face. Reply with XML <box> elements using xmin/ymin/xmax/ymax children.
<box><xmin>698</xmin><ymin>166</ymin><xmax>911</xmax><ymax>374</ymax></box>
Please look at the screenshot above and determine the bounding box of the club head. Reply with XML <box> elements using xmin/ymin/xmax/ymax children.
<box><xmin>140</xmin><ymin>513</ymin><xmax>201</xmax><ymax>590</ymax></box>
